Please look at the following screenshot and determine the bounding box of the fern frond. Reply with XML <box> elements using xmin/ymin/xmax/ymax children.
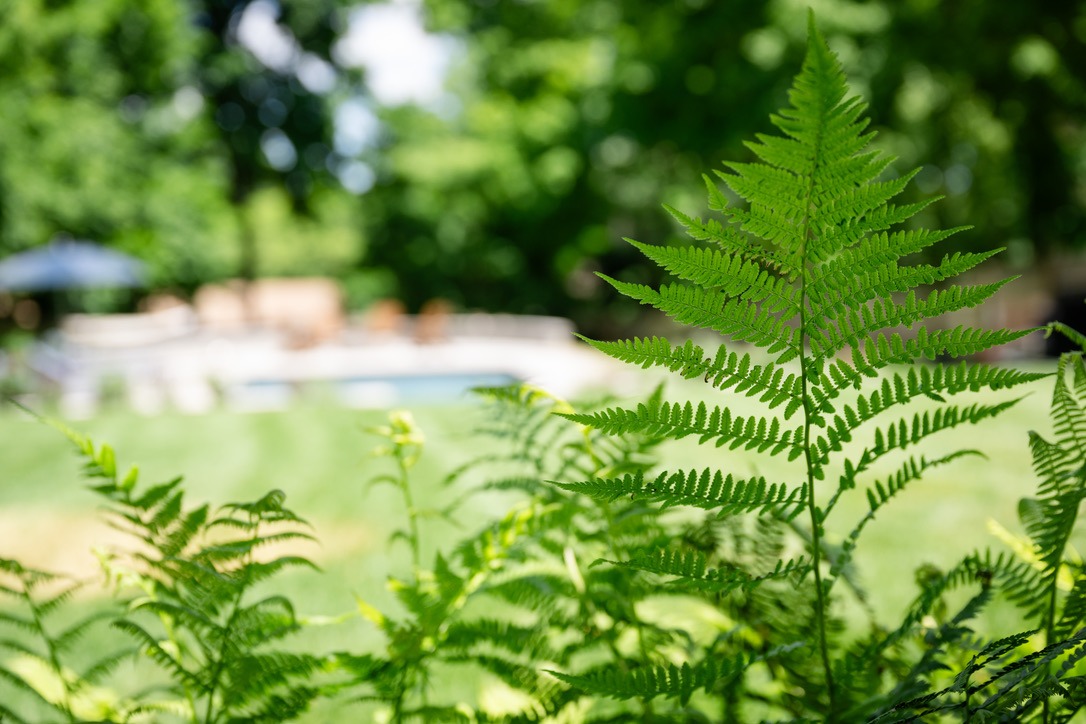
<box><xmin>1055</xmin><ymin>575</ymin><xmax>1086</xmax><ymax>640</ymax></box>
<box><xmin>598</xmin><ymin>276</ymin><xmax>801</xmax><ymax>361</ymax></box>
<box><xmin>662</xmin><ymin>202</ymin><xmax>799</xmax><ymax>278</ymax></box>
<box><xmin>840</xmin><ymin>327</ymin><xmax>1034</xmax><ymax>381</ymax></box>
<box><xmin>31</xmin><ymin>582</ymin><xmax>83</xmax><ymax>620</ymax></box>
<box><xmin>1050</xmin><ymin>355</ymin><xmax>1086</xmax><ymax>452</ymax></box>
<box><xmin>548</xmin><ymin>654</ymin><xmax>749</xmax><ymax>705</ymax></box>
<box><xmin>817</xmin><ymin>364</ymin><xmax>1043</xmax><ymax>440</ymax></box>
<box><xmin>442</xmin><ymin>618</ymin><xmax>554</xmax><ymax>660</ymax></box>
<box><xmin>1030</xmin><ymin>434</ymin><xmax>1079</xmax><ymax>501</ymax></box>
<box><xmin>113</xmin><ymin>619</ymin><xmax>204</xmax><ymax>689</ymax></box>
<box><xmin>579</xmin><ymin>337</ymin><xmax>804</xmax><ymax>418</ymax></box>
<box><xmin>553</xmin><ymin>469</ymin><xmax>806</xmax><ymax>519</ymax></box>
<box><xmin>626</xmin><ymin>239</ymin><xmax>799</xmax><ymax>315</ymax></box>
<box><xmin>479</xmin><ymin>574</ymin><xmax>574</xmax><ymax>615</ymax></box>
<box><xmin>227</xmin><ymin>596</ymin><xmax>302</xmax><ymax>647</ymax></box>
<box><xmin>975</xmin><ymin>629</ymin><xmax>1086</xmax><ymax>714</ymax></box>
<box><xmin>829</xmin><ymin>451</ymin><xmax>982</xmax><ymax>577</ymax></box>
<box><xmin>51</xmin><ymin>609</ymin><xmax>117</xmax><ymax>653</ymax></box>
<box><xmin>808</xmin><ymin>246</ymin><xmax>996</xmax><ymax>322</ymax></box>
<box><xmin>813</xmin><ymin>398</ymin><xmax>1022</xmax><ymax>466</ymax></box>
<box><xmin>811</xmin><ymin>281</ymin><xmax>1014</xmax><ymax>360</ymax></box>
<box><xmin>814</xmin><ymin>330</ymin><xmax>1031</xmax><ymax>403</ymax></box>
<box><xmin>239</xmin><ymin>685</ymin><xmax>321</xmax><ymax>723</ymax></box>
<box><xmin>0</xmin><ymin>637</ymin><xmax>41</xmax><ymax>659</ymax></box>
<box><xmin>553</xmin><ymin>14</ymin><xmax>1031</xmax><ymax>721</ymax></box>
<box><xmin>562</xmin><ymin>400</ymin><xmax>803</xmax><ymax>458</ymax></box>
<box><xmin>220</xmin><ymin>652</ymin><xmax>322</xmax><ymax>703</ymax></box>
<box><xmin>130</xmin><ymin>477</ymin><xmax>184</xmax><ymax>510</ymax></box>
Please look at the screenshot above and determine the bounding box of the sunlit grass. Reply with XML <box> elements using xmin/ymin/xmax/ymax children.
<box><xmin>0</xmin><ymin>358</ymin><xmax>1061</xmax><ymax>718</ymax></box>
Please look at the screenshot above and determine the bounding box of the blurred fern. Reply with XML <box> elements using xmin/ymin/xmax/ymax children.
<box><xmin>57</xmin><ymin>422</ymin><xmax>324</xmax><ymax>722</ymax></box>
<box><xmin>943</xmin><ymin>326</ymin><xmax>1086</xmax><ymax>723</ymax></box>
<box><xmin>558</xmin><ymin>13</ymin><xmax>1043</xmax><ymax>720</ymax></box>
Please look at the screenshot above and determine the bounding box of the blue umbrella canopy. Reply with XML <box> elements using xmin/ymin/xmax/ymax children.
<box><xmin>0</xmin><ymin>240</ymin><xmax>148</xmax><ymax>292</ymax></box>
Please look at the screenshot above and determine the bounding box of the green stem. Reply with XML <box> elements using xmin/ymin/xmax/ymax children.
<box><xmin>798</xmin><ymin>239</ymin><xmax>836</xmax><ymax>715</ymax></box>
<box><xmin>203</xmin><ymin>525</ymin><xmax>254</xmax><ymax>724</ymax></box>
<box><xmin>800</xmin><ymin>353</ymin><xmax>836</xmax><ymax>716</ymax></box>
<box><xmin>398</xmin><ymin>451</ymin><xmax>422</xmax><ymax>573</ymax></box>
<box><xmin>26</xmin><ymin>585</ymin><xmax>76</xmax><ymax>723</ymax></box>
<box><xmin>392</xmin><ymin>667</ymin><xmax>409</xmax><ymax>723</ymax></box>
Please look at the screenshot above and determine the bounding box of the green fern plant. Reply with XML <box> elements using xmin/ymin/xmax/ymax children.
<box><xmin>58</xmin><ymin>423</ymin><xmax>326</xmax><ymax>723</ymax></box>
<box><xmin>555</xmin><ymin>14</ymin><xmax>1045</xmax><ymax>720</ymax></box>
<box><xmin>440</xmin><ymin>384</ymin><xmax>802</xmax><ymax>721</ymax></box>
<box><xmin>945</xmin><ymin>326</ymin><xmax>1086</xmax><ymax>723</ymax></box>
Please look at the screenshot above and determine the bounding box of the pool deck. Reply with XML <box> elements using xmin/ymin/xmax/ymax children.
<box><xmin>23</xmin><ymin>316</ymin><xmax>636</xmax><ymax>417</ymax></box>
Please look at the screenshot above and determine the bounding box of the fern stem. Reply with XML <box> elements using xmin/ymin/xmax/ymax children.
<box><xmin>1043</xmin><ymin>579</ymin><xmax>1058</xmax><ymax>724</ymax></box>
<box><xmin>797</xmin><ymin>117</ymin><xmax>837</xmax><ymax>713</ymax></box>
<box><xmin>397</xmin><ymin>448</ymin><xmax>422</xmax><ymax>573</ymax></box>
<box><xmin>202</xmin><ymin>529</ymin><xmax>253</xmax><ymax>724</ymax></box>
<box><xmin>25</xmin><ymin>583</ymin><xmax>77</xmax><ymax>723</ymax></box>
<box><xmin>801</xmin><ymin>349</ymin><xmax>837</xmax><ymax>716</ymax></box>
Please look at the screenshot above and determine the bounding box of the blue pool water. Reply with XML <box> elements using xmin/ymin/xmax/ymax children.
<box><xmin>340</xmin><ymin>372</ymin><xmax>519</xmax><ymax>404</ymax></box>
<box><xmin>231</xmin><ymin>372</ymin><xmax>520</xmax><ymax>410</ymax></box>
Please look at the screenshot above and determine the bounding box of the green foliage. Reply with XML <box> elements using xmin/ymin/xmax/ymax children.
<box><xmin>78</xmin><ymin>431</ymin><xmax>324</xmax><ymax>722</ymax></box>
<box><xmin>337</xmin><ymin>391</ymin><xmax>684</xmax><ymax>721</ymax></box>
<box><xmin>364</xmin><ymin>0</ymin><xmax>1086</xmax><ymax>327</ymax></box>
<box><xmin>0</xmin><ymin>414</ymin><xmax>326</xmax><ymax>723</ymax></box>
<box><xmin>0</xmin><ymin>559</ymin><xmax>135</xmax><ymax>723</ymax></box>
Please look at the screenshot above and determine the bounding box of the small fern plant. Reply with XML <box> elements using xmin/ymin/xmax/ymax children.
<box><xmin>60</xmin><ymin>423</ymin><xmax>326</xmax><ymax>723</ymax></box>
<box><xmin>555</xmin><ymin>14</ymin><xmax>1045</xmax><ymax>720</ymax></box>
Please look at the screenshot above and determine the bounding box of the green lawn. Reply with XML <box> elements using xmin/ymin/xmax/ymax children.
<box><xmin>0</xmin><ymin>359</ymin><xmax>1062</xmax><ymax>717</ymax></box>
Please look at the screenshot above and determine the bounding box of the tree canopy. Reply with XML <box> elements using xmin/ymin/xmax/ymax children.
<box><xmin>359</xmin><ymin>0</ymin><xmax>1086</xmax><ymax>332</ymax></box>
<box><xmin>0</xmin><ymin>0</ymin><xmax>1083</xmax><ymax>329</ymax></box>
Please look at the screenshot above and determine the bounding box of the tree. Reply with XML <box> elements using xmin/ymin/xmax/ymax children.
<box><xmin>0</xmin><ymin>0</ymin><xmax>239</xmax><ymax>289</ymax></box>
<box><xmin>191</xmin><ymin>0</ymin><xmax>356</xmax><ymax>282</ymax></box>
<box><xmin>361</xmin><ymin>0</ymin><xmax>1086</xmax><ymax>333</ymax></box>
<box><xmin>0</xmin><ymin>0</ymin><xmax>362</xmax><ymax>300</ymax></box>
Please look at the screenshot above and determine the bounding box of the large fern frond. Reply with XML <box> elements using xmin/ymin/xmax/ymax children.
<box><xmin>561</xmin><ymin>13</ymin><xmax>1035</xmax><ymax>719</ymax></box>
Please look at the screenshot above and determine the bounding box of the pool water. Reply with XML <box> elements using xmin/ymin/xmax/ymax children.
<box><xmin>338</xmin><ymin>372</ymin><xmax>520</xmax><ymax>407</ymax></box>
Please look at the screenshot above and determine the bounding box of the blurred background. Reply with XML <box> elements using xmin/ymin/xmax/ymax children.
<box><xmin>0</xmin><ymin>0</ymin><xmax>1084</xmax><ymax>416</ymax></box>
<box><xmin>1</xmin><ymin>5</ymin><xmax>1081</xmax><ymax>715</ymax></box>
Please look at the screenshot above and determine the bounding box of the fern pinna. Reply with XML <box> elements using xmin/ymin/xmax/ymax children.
<box><xmin>557</xmin><ymin>15</ymin><xmax>1043</xmax><ymax>720</ymax></box>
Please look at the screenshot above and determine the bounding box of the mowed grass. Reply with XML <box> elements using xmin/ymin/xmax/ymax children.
<box><xmin>0</xmin><ymin>358</ymin><xmax>1063</xmax><ymax>716</ymax></box>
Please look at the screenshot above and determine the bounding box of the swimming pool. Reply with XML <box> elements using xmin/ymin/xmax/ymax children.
<box><xmin>337</xmin><ymin>372</ymin><xmax>520</xmax><ymax>407</ymax></box>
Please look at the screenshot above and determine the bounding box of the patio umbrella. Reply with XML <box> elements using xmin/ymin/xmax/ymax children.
<box><xmin>0</xmin><ymin>239</ymin><xmax>148</xmax><ymax>292</ymax></box>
